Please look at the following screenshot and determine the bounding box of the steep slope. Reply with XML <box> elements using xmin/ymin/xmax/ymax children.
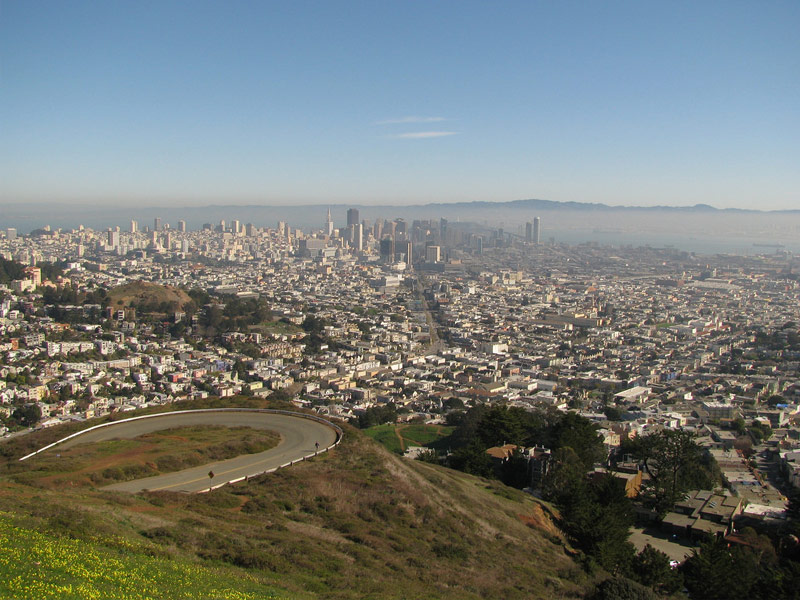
<box><xmin>0</xmin><ymin>418</ymin><xmax>588</xmax><ymax>599</ymax></box>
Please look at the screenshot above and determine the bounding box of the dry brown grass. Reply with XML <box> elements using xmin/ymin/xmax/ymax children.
<box><xmin>0</xmin><ymin>414</ymin><xmax>591</xmax><ymax>599</ymax></box>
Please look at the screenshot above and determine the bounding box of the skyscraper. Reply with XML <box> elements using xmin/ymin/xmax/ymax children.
<box><xmin>401</xmin><ymin>240</ymin><xmax>412</xmax><ymax>265</ymax></box>
<box><xmin>354</xmin><ymin>223</ymin><xmax>363</xmax><ymax>251</ymax></box>
<box><xmin>380</xmin><ymin>238</ymin><xmax>395</xmax><ymax>262</ymax></box>
<box><xmin>325</xmin><ymin>208</ymin><xmax>334</xmax><ymax>236</ymax></box>
<box><xmin>178</xmin><ymin>220</ymin><xmax>186</xmax><ymax>233</ymax></box>
<box><xmin>347</xmin><ymin>208</ymin><xmax>359</xmax><ymax>227</ymax></box>
<box><xmin>154</xmin><ymin>217</ymin><xmax>162</xmax><ymax>232</ymax></box>
<box><xmin>525</xmin><ymin>222</ymin><xmax>533</xmax><ymax>242</ymax></box>
<box><xmin>533</xmin><ymin>216</ymin><xmax>541</xmax><ymax>244</ymax></box>
<box><xmin>130</xmin><ymin>220</ymin><xmax>138</xmax><ymax>233</ymax></box>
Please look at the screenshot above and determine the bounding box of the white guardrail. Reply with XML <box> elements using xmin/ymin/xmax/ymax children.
<box><xmin>18</xmin><ymin>408</ymin><xmax>344</xmax><ymax>494</ymax></box>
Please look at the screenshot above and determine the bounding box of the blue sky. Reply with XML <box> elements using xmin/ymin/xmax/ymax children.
<box><xmin>1</xmin><ymin>1</ymin><xmax>798</xmax><ymax>210</ymax></box>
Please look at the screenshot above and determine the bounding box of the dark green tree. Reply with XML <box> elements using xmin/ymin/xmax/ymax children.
<box><xmin>557</xmin><ymin>471</ymin><xmax>635</xmax><ymax>573</ymax></box>
<box><xmin>541</xmin><ymin>447</ymin><xmax>586</xmax><ymax>504</ymax></box>
<box><xmin>12</xmin><ymin>404</ymin><xmax>42</xmax><ymax>427</ymax></box>
<box><xmin>587</xmin><ymin>576</ymin><xmax>658</xmax><ymax>600</ymax></box>
<box><xmin>477</xmin><ymin>405</ymin><xmax>528</xmax><ymax>447</ymax></box>
<box><xmin>623</xmin><ymin>429</ymin><xmax>717</xmax><ymax>514</ymax></box>
<box><xmin>548</xmin><ymin>411</ymin><xmax>605</xmax><ymax>470</ymax></box>
<box><xmin>682</xmin><ymin>537</ymin><xmax>759</xmax><ymax>600</ymax></box>
<box><xmin>630</xmin><ymin>544</ymin><xmax>683</xmax><ymax>594</ymax></box>
<box><xmin>355</xmin><ymin>404</ymin><xmax>397</xmax><ymax>429</ymax></box>
<box><xmin>447</xmin><ymin>441</ymin><xmax>494</xmax><ymax>477</ymax></box>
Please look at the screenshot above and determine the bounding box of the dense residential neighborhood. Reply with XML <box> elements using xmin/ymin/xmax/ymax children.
<box><xmin>2</xmin><ymin>215</ymin><xmax>800</xmax><ymax>559</ymax></box>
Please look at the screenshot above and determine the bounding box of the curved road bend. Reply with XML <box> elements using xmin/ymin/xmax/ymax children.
<box><xmin>57</xmin><ymin>411</ymin><xmax>337</xmax><ymax>493</ymax></box>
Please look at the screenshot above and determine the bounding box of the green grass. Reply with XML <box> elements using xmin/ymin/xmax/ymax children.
<box><xmin>0</xmin><ymin>512</ymin><xmax>288</xmax><ymax>600</ymax></box>
<box><xmin>364</xmin><ymin>423</ymin><xmax>454</xmax><ymax>454</ymax></box>
<box><xmin>363</xmin><ymin>424</ymin><xmax>403</xmax><ymax>453</ymax></box>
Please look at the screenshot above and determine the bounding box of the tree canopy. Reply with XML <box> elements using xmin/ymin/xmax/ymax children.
<box><xmin>621</xmin><ymin>429</ymin><xmax>718</xmax><ymax>514</ymax></box>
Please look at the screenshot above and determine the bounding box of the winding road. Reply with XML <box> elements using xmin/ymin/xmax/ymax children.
<box><xmin>46</xmin><ymin>410</ymin><xmax>339</xmax><ymax>493</ymax></box>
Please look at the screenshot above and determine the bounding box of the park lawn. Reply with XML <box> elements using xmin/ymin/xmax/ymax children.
<box><xmin>364</xmin><ymin>424</ymin><xmax>454</xmax><ymax>453</ymax></box>
<box><xmin>363</xmin><ymin>424</ymin><xmax>402</xmax><ymax>453</ymax></box>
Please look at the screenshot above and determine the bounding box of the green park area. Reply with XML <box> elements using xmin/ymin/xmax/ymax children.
<box><xmin>364</xmin><ymin>423</ymin><xmax>453</xmax><ymax>454</ymax></box>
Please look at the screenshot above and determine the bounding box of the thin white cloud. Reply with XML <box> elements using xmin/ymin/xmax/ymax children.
<box><xmin>391</xmin><ymin>131</ymin><xmax>459</xmax><ymax>139</ymax></box>
<box><xmin>376</xmin><ymin>116</ymin><xmax>447</xmax><ymax>125</ymax></box>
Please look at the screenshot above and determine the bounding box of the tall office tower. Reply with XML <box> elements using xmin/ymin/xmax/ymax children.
<box><xmin>6</xmin><ymin>228</ymin><xmax>17</xmax><ymax>240</ymax></box>
<box><xmin>107</xmin><ymin>229</ymin><xmax>119</xmax><ymax>248</ymax></box>
<box><xmin>379</xmin><ymin>238</ymin><xmax>395</xmax><ymax>262</ymax></box>
<box><xmin>219</xmin><ymin>220</ymin><xmax>226</xmax><ymax>232</ymax></box>
<box><xmin>401</xmin><ymin>240</ymin><xmax>412</xmax><ymax>265</ymax></box>
<box><xmin>130</xmin><ymin>220</ymin><xmax>138</xmax><ymax>233</ymax></box>
<box><xmin>165</xmin><ymin>232</ymin><xmax>173</xmax><ymax>250</ymax></box>
<box><xmin>232</xmin><ymin>220</ymin><xmax>241</xmax><ymax>234</ymax></box>
<box><xmin>277</xmin><ymin>221</ymin><xmax>286</xmax><ymax>236</ymax></box>
<box><xmin>178</xmin><ymin>220</ymin><xmax>186</xmax><ymax>233</ymax></box>
<box><xmin>533</xmin><ymin>216</ymin><xmax>541</xmax><ymax>244</ymax></box>
<box><xmin>154</xmin><ymin>217</ymin><xmax>162</xmax><ymax>232</ymax></box>
<box><xmin>245</xmin><ymin>223</ymin><xmax>256</xmax><ymax>237</ymax></box>
<box><xmin>373</xmin><ymin>220</ymin><xmax>383</xmax><ymax>240</ymax></box>
<box><xmin>525</xmin><ymin>222</ymin><xmax>533</xmax><ymax>242</ymax></box>
<box><xmin>395</xmin><ymin>219</ymin><xmax>407</xmax><ymax>240</ymax></box>
<box><xmin>181</xmin><ymin>239</ymin><xmax>190</xmax><ymax>253</ymax></box>
<box><xmin>354</xmin><ymin>223</ymin><xmax>363</xmax><ymax>251</ymax></box>
<box><xmin>150</xmin><ymin>231</ymin><xmax>159</xmax><ymax>246</ymax></box>
<box><xmin>426</xmin><ymin>245</ymin><xmax>441</xmax><ymax>263</ymax></box>
<box><xmin>347</xmin><ymin>208</ymin><xmax>359</xmax><ymax>227</ymax></box>
<box><xmin>476</xmin><ymin>236</ymin><xmax>483</xmax><ymax>255</ymax></box>
<box><xmin>325</xmin><ymin>208</ymin><xmax>334</xmax><ymax>236</ymax></box>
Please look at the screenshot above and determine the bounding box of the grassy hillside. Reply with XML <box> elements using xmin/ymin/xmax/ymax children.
<box><xmin>0</xmin><ymin>408</ymin><xmax>589</xmax><ymax>599</ymax></box>
<box><xmin>106</xmin><ymin>281</ymin><xmax>193</xmax><ymax>312</ymax></box>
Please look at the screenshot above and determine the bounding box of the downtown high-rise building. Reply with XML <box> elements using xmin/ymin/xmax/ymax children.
<box><xmin>379</xmin><ymin>237</ymin><xmax>394</xmax><ymax>262</ymax></box>
<box><xmin>325</xmin><ymin>208</ymin><xmax>334</xmax><ymax>236</ymax></box>
<box><xmin>347</xmin><ymin>208</ymin><xmax>360</xmax><ymax>227</ymax></box>
<box><xmin>533</xmin><ymin>216</ymin><xmax>541</xmax><ymax>244</ymax></box>
<box><xmin>154</xmin><ymin>217</ymin><xmax>162</xmax><ymax>232</ymax></box>
<box><xmin>351</xmin><ymin>223</ymin><xmax>363</xmax><ymax>251</ymax></box>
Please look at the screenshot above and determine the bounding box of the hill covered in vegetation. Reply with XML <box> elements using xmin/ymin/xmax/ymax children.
<box><xmin>106</xmin><ymin>281</ymin><xmax>193</xmax><ymax>314</ymax></box>
<box><xmin>0</xmin><ymin>403</ymin><xmax>589</xmax><ymax>600</ymax></box>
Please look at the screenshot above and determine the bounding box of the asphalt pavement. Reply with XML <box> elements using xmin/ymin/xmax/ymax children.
<box><xmin>55</xmin><ymin>411</ymin><xmax>338</xmax><ymax>493</ymax></box>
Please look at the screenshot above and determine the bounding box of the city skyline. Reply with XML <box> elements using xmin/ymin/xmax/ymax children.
<box><xmin>1</xmin><ymin>1</ymin><xmax>799</xmax><ymax>210</ymax></box>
